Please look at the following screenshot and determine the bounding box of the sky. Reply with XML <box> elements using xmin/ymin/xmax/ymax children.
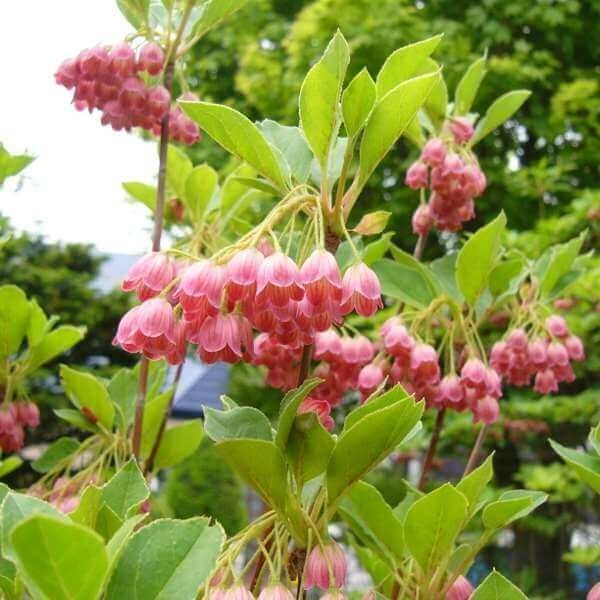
<box><xmin>0</xmin><ymin>1</ymin><xmax>157</xmax><ymax>254</ymax></box>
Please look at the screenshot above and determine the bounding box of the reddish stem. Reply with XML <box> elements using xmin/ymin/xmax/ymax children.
<box><xmin>417</xmin><ymin>407</ymin><xmax>446</xmax><ymax>490</ymax></box>
<box><xmin>463</xmin><ymin>424</ymin><xmax>488</xmax><ymax>476</ymax></box>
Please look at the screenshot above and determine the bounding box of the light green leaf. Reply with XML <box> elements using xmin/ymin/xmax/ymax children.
<box><xmin>31</xmin><ymin>438</ymin><xmax>80</xmax><ymax>474</ymax></box>
<box><xmin>404</xmin><ymin>484</ymin><xmax>468</xmax><ymax>573</ymax></box>
<box><xmin>69</xmin><ymin>485</ymin><xmax>103</xmax><ymax>528</ymax></box>
<box><xmin>430</xmin><ymin>253</ymin><xmax>464</xmax><ymax>304</ymax></box>
<box><xmin>259</xmin><ymin>120</ymin><xmax>313</xmax><ymax>184</ymax></box>
<box><xmin>25</xmin><ymin>326</ymin><xmax>85</xmax><ymax>374</ymax></box>
<box><xmin>456</xmin><ymin>453</ymin><xmax>494</xmax><ymax>511</ymax></box>
<box><xmin>376</xmin><ymin>35</ymin><xmax>443</xmax><ymax>98</ymax></box>
<box><xmin>106</xmin><ymin>517</ymin><xmax>223</xmax><ymax>600</ymax></box>
<box><xmin>362</xmin><ymin>233</ymin><xmax>393</xmax><ymax>266</ymax></box>
<box><xmin>489</xmin><ymin>258</ymin><xmax>527</xmax><ymax>299</ymax></box>
<box><xmin>183</xmin><ymin>165</ymin><xmax>218</xmax><ymax>223</ymax></box>
<box><xmin>192</xmin><ymin>0</ymin><xmax>248</xmax><ymax>38</ymax></box>
<box><xmin>299</xmin><ymin>30</ymin><xmax>350</xmax><ymax>169</ymax></box>
<box><xmin>53</xmin><ymin>408</ymin><xmax>99</xmax><ymax>434</ymax></box>
<box><xmin>358</xmin><ymin>70</ymin><xmax>440</xmax><ymax>188</ymax></box>
<box><xmin>116</xmin><ymin>0</ymin><xmax>149</xmax><ymax>28</ymax></box>
<box><xmin>95</xmin><ymin>505</ymin><xmax>123</xmax><ymax>541</ymax></box>
<box><xmin>550</xmin><ymin>439</ymin><xmax>600</xmax><ymax>494</ymax></box>
<box><xmin>60</xmin><ymin>365</ymin><xmax>114</xmax><ymax>430</ymax></box>
<box><xmin>26</xmin><ymin>300</ymin><xmax>48</xmax><ymax>347</ymax></box>
<box><xmin>537</xmin><ymin>231</ymin><xmax>586</xmax><ymax>297</ymax></box>
<box><xmin>339</xmin><ymin>481</ymin><xmax>404</xmax><ymax>564</ymax></box>
<box><xmin>140</xmin><ymin>390</ymin><xmax>173</xmax><ymax>458</ymax></box>
<box><xmin>216</xmin><ymin>439</ymin><xmax>288</xmax><ymax>512</ymax></box>
<box><xmin>471</xmin><ymin>569</ymin><xmax>528</xmax><ymax>599</ymax></box>
<box><xmin>106</xmin><ymin>514</ymin><xmax>147</xmax><ymax>563</ymax></box>
<box><xmin>456</xmin><ymin>212</ymin><xmax>506</xmax><ymax>306</ymax></box>
<box><xmin>166</xmin><ymin>144</ymin><xmax>193</xmax><ymax>199</ymax></box>
<box><xmin>101</xmin><ymin>459</ymin><xmax>149</xmax><ymax>520</ymax></box>
<box><xmin>454</xmin><ymin>55</ymin><xmax>487</xmax><ymax>116</ymax></box>
<box><xmin>352</xmin><ymin>211</ymin><xmax>391</xmax><ymax>236</ymax></box>
<box><xmin>181</xmin><ymin>101</ymin><xmax>287</xmax><ymax>190</ymax></box>
<box><xmin>343</xmin><ymin>385</ymin><xmax>411</xmax><ymax>433</ymax></box>
<box><xmin>12</xmin><ymin>515</ymin><xmax>108</xmax><ymax>600</ymax></box>
<box><xmin>342</xmin><ymin>68</ymin><xmax>377</xmax><ymax>137</ymax></box>
<box><xmin>122</xmin><ymin>181</ymin><xmax>156</xmax><ymax>212</ymax></box>
<box><xmin>0</xmin><ymin>492</ymin><xmax>66</xmax><ymax>562</ymax></box>
<box><xmin>107</xmin><ymin>368</ymin><xmax>138</xmax><ymax>432</ymax></box>
<box><xmin>0</xmin><ymin>457</ymin><xmax>22</xmax><ymax>479</ymax></box>
<box><xmin>372</xmin><ymin>257</ymin><xmax>437</xmax><ymax>308</ymax></box>
<box><xmin>0</xmin><ymin>285</ymin><xmax>31</xmax><ymax>358</ymax></box>
<box><xmin>471</xmin><ymin>90</ymin><xmax>531</xmax><ymax>145</ymax></box>
<box><xmin>482</xmin><ymin>490</ymin><xmax>547</xmax><ymax>529</ymax></box>
<box><xmin>327</xmin><ymin>397</ymin><xmax>424</xmax><ymax>505</ymax></box>
<box><xmin>204</xmin><ymin>406</ymin><xmax>272</xmax><ymax>443</ymax></box>
<box><xmin>153</xmin><ymin>420</ymin><xmax>204</xmax><ymax>470</ymax></box>
<box><xmin>275</xmin><ymin>378</ymin><xmax>322</xmax><ymax>451</ymax></box>
<box><xmin>0</xmin><ymin>143</ymin><xmax>34</xmax><ymax>186</ymax></box>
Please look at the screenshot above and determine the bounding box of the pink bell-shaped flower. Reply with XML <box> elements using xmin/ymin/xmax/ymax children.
<box><xmin>358</xmin><ymin>363</ymin><xmax>385</xmax><ymax>399</ymax></box>
<box><xmin>460</xmin><ymin>358</ymin><xmax>488</xmax><ymax>393</ymax></box>
<box><xmin>256</xmin><ymin>252</ymin><xmax>304</xmax><ymax>307</ymax></box>
<box><xmin>122</xmin><ymin>252</ymin><xmax>175</xmax><ymax>301</ymax></box>
<box><xmin>473</xmin><ymin>396</ymin><xmax>500</xmax><ymax>424</ymax></box>
<box><xmin>314</xmin><ymin>330</ymin><xmax>343</xmax><ymax>362</ymax></box>
<box><xmin>436</xmin><ymin>375</ymin><xmax>465</xmax><ymax>409</ymax></box>
<box><xmin>227</xmin><ymin>248</ymin><xmax>264</xmax><ymax>302</ymax></box>
<box><xmin>304</xmin><ymin>542</ymin><xmax>347</xmax><ymax>590</ymax></box>
<box><xmin>450</xmin><ymin>117</ymin><xmax>474</xmax><ymax>143</ymax></box>
<box><xmin>534</xmin><ymin>369</ymin><xmax>559</xmax><ymax>394</ymax></box>
<box><xmin>409</xmin><ymin>344</ymin><xmax>440</xmax><ymax>386</ymax></box>
<box><xmin>257</xmin><ymin>584</ymin><xmax>294</xmax><ymax>600</ymax></box>
<box><xmin>340</xmin><ymin>263</ymin><xmax>382</xmax><ymax>317</ymax></box>
<box><xmin>222</xmin><ymin>584</ymin><xmax>255</xmax><ymax>600</ymax></box>
<box><xmin>298</xmin><ymin>397</ymin><xmax>334</xmax><ymax>431</ymax></box>
<box><xmin>176</xmin><ymin>260</ymin><xmax>226</xmax><ymax>315</ymax></box>
<box><xmin>137</xmin><ymin>42</ymin><xmax>165</xmax><ymax>76</ymax></box>
<box><xmin>197</xmin><ymin>314</ymin><xmax>253</xmax><ymax>365</ymax></box>
<box><xmin>405</xmin><ymin>161</ymin><xmax>429</xmax><ymax>189</ymax></box>
<box><xmin>546</xmin><ymin>314</ymin><xmax>569</xmax><ymax>338</ymax></box>
<box><xmin>446</xmin><ymin>575</ymin><xmax>474</xmax><ymax>600</ymax></box>
<box><xmin>341</xmin><ymin>335</ymin><xmax>375</xmax><ymax>366</ymax></box>
<box><xmin>564</xmin><ymin>335</ymin><xmax>585</xmax><ymax>361</ymax></box>
<box><xmin>412</xmin><ymin>204</ymin><xmax>433</xmax><ymax>236</ymax></box>
<box><xmin>299</xmin><ymin>249</ymin><xmax>342</xmax><ymax>307</ymax></box>
<box><xmin>421</xmin><ymin>138</ymin><xmax>446</xmax><ymax>166</ymax></box>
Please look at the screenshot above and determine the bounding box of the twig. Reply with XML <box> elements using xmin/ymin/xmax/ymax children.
<box><xmin>413</xmin><ymin>232</ymin><xmax>428</xmax><ymax>260</ymax></box>
<box><xmin>463</xmin><ymin>424</ymin><xmax>488</xmax><ymax>476</ymax></box>
<box><xmin>417</xmin><ymin>407</ymin><xmax>446</xmax><ymax>490</ymax></box>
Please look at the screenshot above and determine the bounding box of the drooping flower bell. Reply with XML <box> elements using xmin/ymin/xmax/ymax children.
<box><xmin>137</xmin><ymin>42</ymin><xmax>165</xmax><ymax>76</ymax></box>
<box><xmin>450</xmin><ymin>117</ymin><xmax>474</xmax><ymax>144</ymax></box>
<box><xmin>298</xmin><ymin>397</ymin><xmax>334</xmax><ymax>431</ymax></box>
<box><xmin>304</xmin><ymin>542</ymin><xmax>347</xmax><ymax>591</ymax></box>
<box><xmin>256</xmin><ymin>252</ymin><xmax>304</xmax><ymax>308</ymax></box>
<box><xmin>257</xmin><ymin>584</ymin><xmax>294</xmax><ymax>600</ymax></box>
<box><xmin>226</xmin><ymin>248</ymin><xmax>263</xmax><ymax>302</ymax></box>
<box><xmin>176</xmin><ymin>260</ymin><xmax>226</xmax><ymax>316</ymax></box>
<box><xmin>409</xmin><ymin>344</ymin><xmax>440</xmax><ymax>386</ymax></box>
<box><xmin>299</xmin><ymin>249</ymin><xmax>342</xmax><ymax>307</ymax></box>
<box><xmin>447</xmin><ymin>575</ymin><xmax>474</xmax><ymax>600</ymax></box>
<box><xmin>358</xmin><ymin>363</ymin><xmax>385</xmax><ymax>400</ymax></box>
<box><xmin>197</xmin><ymin>314</ymin><xmax>253</xmax><ymax>364</ymax></box>
<box><xmin>314</xmin><ymin>330</ymin><xmax>343</xmax><ymax>362</ymax></box>
<box><xmin>405</xmin><ymin>161</ymin><xmax>428</xmax><ymax>189</ymax></box>
<box><xmin>122</xmin><ymin>252</ymin><xmax>175</xmax><ymax>301</ymax></box>
<box><xmin>222</xmin><ymin>584</ymin><xmax>255</xmax><ymax>600</ymax></box>
<box><xmin>340</xmin><ymin>262</ymin><xmax>382</xmax><ymax>317</ymax></box>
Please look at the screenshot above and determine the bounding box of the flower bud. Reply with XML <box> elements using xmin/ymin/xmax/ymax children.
<box><xmin>447</xmin><ymin>575</ymin><xmax>474</xmax><ymax>600</ymax></box>
<box><xmin>405</xmin><ymin>161</ymin><xmax>428</xmax><ymax>189</ymax></box>
<box><xmin>421</xmin><ymin>138</ymin><xmax>446</xmax><ymax>166</ymax></box>
<box><xmin>450</xmin><ymin>117</ymin><xmax>474</xmax><ymax>144</ymax></box>
<box><xmin>412</xmin><ymin>204</ymin><xmax>433</xmax><ymax>236</ymax></box>
<box><xmin>137</xmin><ymin>42</ymin><xmax>165</xmax><ymax>76</ymax></box>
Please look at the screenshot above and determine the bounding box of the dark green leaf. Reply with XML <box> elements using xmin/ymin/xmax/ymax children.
<box><xmin>31</xmin><ymin>438</ymin><xmax>80</xmax><ymax>474</ymax></box>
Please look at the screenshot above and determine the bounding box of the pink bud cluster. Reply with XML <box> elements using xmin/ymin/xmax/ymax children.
<box><xmin>0</xmin><ymin>402</ymin><xmax>40</xmax><ymax>453</ymax></box>
<box><xmin>114</xmin><ymin>250</ymin><xmax>383</xmax><ymax>368</ymax></box>
<box><xmin>490</xmin><ymin>315</ymin><xmax>584</xmax><ymax>394</ymax></box>
<box><xmin>55</xmin><ymin>42</ymin><xmax>200</xmax><ymax>144</ymax></box>
<box><xmin>406</xmin><ymin>123</ymin><xmax>486</xmax><ymax>234</ymax></box>
<box><xmin>382</xmin><ymin>317</ymin><xmax>501</xmax><ymax>424</ymax></box>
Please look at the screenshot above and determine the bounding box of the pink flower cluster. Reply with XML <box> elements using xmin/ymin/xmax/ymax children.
<box><xmin>55</xmin><ymin>42</ymin><xmax>200</xmax><ymax>144</ymax></box>
<box><xmin>490</xmin><ymin>315</ymin><xmax>584</xmax><ymax>394</ymax></box>
<box><xmin>406</xmin><ymin>121</ymin><xmax>486</xmax><ymax>234</ymax></box>
<box><xmin>114</xmin><ymin>250</ymin><xmax>383</xmax><ymax>369</ymax></box>
<box><xmin>382</xmin><ymin>317</ymin><xmax>502</xmax><ymax>424</ymax></box>
<box><xmin>0</xmin><ymin>402</ymin><xmax>40</xmax><ymax>453</ymax></box>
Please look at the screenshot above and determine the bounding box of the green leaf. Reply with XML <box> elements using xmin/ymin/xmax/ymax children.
<box><xmin>454</xmin><ymin>55</ymin><xmax>487</xmax><ymax>116</ymax></box>
<box><xmin>471</xmin><ymin>90</ymin><xmax>531</xmax><ymax>145</ymax></box>
<box><xmin>31</xmin><ymin>437</ymin><xmax>80</xmax><ymax>474</ymax></box>
<box><xmin>415</xmin><ymin>58</ymin><xmax>448</xmax><ymax>126</ymax></box>
<box><xmin>376</xmin><ymin>35</ymin><xmax>443</xmax><ymax>98</ymax></box>
<box><xmin>358</xmin><ymin>70</ymin><xmax>440</xmax><ymax>188</ymax></box>
<box><xmin>372</xmin><ymin>258</ymin><xmax>436</xmax><ymax>308</ymax></box>
<box><xmin>339</xmin><ymin>481</ymin><xmax>404</xmax><ymax>564</ymax></box>
<box><xmin>352</xmin><ymin>211</ymin><xmax>391</xmax><ymax>236</ymax></box>
<box><xmin>204</xmin><ymin>406</ymin><xmax>272</xmax><ymax>443</ymax></box>
<box><xmin>153</xmin><ymin>420</ymin><xmax>204</xmax><ymax>470</ymax></box>
<box><xmin>60</xmin><ymin>365</ymin><xmax>114</xmax><ymax>430</ymax></box>
<box><xmin>106</xmin><ymin>517</ymin><xmax>223</xmax><ymax>600</ymax></box>
<box><xmin>116</xmin><ymin>0</ymin><xmax>149</xmax><ymax>28</ymax></box>
<box><xmin>589</xmin><ymin>424</ymin><xmax>600</xmax><ymax>456</ymax></box>
<box><xmin>0</xmin><ymin>492</ymin><xmax>66</xmax><ymax>562</ymax></box>
<box><xmin>259</xmin><ymin>120</ymin><xmax>313</xmax><ymax>184</ymax></box>
<box><xmin>537</xmin><ymin>231</ymin><xmax>586</xmax><ymax>297</ymax></box>
<box><xmin>95</xmin><ymin>505</ymin><xmax>123</xmax><ymax>541</ymax></box>
<box><xmin>183</xmin><ymin>165</ymin><xmax>218</xmax><ymax>223</ymax></box>
<box><xmin>69</xmin><ymin>485</ymin><xmax>103</xmax><ymax>528</ymax></box>
<box><xmin>122</xmin><ymin>181</ymin><xmax>156</xmax><ymax>212</ymax></box>
<box><xmin>456</xmin><ymin>453</ymin><xmax>494</xmax><ymax>511</ymax></box>
<box><xmin>286</xmin><ymin>413</ymin><xmax>335</xmax><ymax>484</ymax></box>
<box><xmin>0</xmin><ymin>285</ymin><xmax>30</xmax><ymax>358</ymax></box>
<box><xmin>362</xmin><ymin>233</ymin><xmax>393</xmax><ymax>266</ymax></box>
<box><xmin>181</xmin><ymin>101</ymin><xmax>288</xmax><ymax>190</ymax></box>
<box><xmin>489</xmin><ymin>258</ymin><xmax>527</xmax><ymax>299</ymax></box>
<box><xmin>456</xmin><ymin>212</ymin><xmax>507</xmax><ymax>306</ymax></box>
<box><xmin>232</xmin><ymin>176</ymin><xmax>280</xmax><ymax>196</ymax></box>
<box><xmin>343</xmin><ymin>385</ymin><xmax>411</xmax><ymax>433</ymax></box>
<box><xmin>53</xmin><ymin>408</ymin><xmax>99</xmax><ymax>434</ymax></box>
<box><xmin>549</xmin><ymin>439</ymin><xmax>600</xmax><ymax>494</ymax></box>
<box><xmin>0</xmin><ymin>143</ymin><xmax>34</xmax><ymax>186</ymax></box>
<box><xmin>106</xmin><ymin>514</ymin><xmax>147</xmax><ymax>563</ymax></box>
<box><xmin>342</xmin><ymin>68</ymin><xmax>377</xmax><ymax>137</ymax></box>
<box><xmin>25</xmin><ymin>326</ymin><xmax>85</xmax><ymax>374</ymax></box>
<box><xmin>26</xmin><ymin>300</ymin><xmax>48</xmax><ymax>347</ymax></box>
<box><xmin>101</xmin><ymin>459</ymin><xmax>149</xmax><ymax>520</ymax></box>
<box><xmin>216</xmin><ymin>439</ymin><xmax>288</xmax><ymax>512</ymax></box>
<box><xmin>482</xmin><ymin>490</ymin><xmax>547</xmax><ymax>529</ymax></box>
<box><xmin>0</xmin><ymin>457</ymin><xmax>22</xmax><ymax>479</ymax></box>
<box><xmin>12</xmin><ymin>515</ymin><xmax>108</xmax><ymax>600</ymax></box>
<box><xmin>327</xmin><ymin>397</ymin><xmax>424</xmax><ymax>505</ymax></box>
<box><xmin>471</xmin><ymin>569</ymin><xmax>528</xmax><ymax>599</ymax></box>
<box><xmin>404</xmin><ymin>483</ymin><xmax>468</xmax><ymax>573</ymax></box>
<box><xmin>275</xmin><ymin>379</ymin><xmax>322</xmax><ymax>451</ymax></box>
<box><xmin>140</xmin><ymin>390</ymin><xmax>173</xmax><ymax>458</ymax></box>
<box><xmin>299</xmin><ymin>30</ymin><xmax>350</xmax><ymax>169</ymax></box>
<box><xmin>107</xmin><ymin>368</ymin><xmax>138</xmax><ymax>432</ymax></box>
<box><xmin>430</xmin><ymin>253</ymin><xmax>463</xmax><ymax>304</ymax></box>
<box><xmin>192</xmin><ymin>0</ymin><xmax>248</xmax><ymax>38</ymax></box>
<box><xmin>166</xmin><ymin>144</ymin><xmax>193</xmax><ymax>199</ymax></box>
